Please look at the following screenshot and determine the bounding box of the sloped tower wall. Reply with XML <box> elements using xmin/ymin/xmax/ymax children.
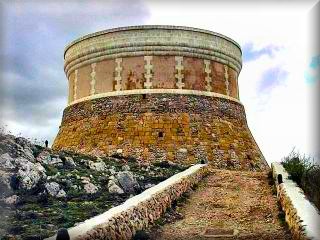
<box><xmin>53</xmin><ymin>25</ymin><xmax>268</xmax><ymax>170</ymax></box>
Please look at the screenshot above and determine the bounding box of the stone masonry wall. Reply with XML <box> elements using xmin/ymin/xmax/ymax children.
<box><xmin>46</xmin><ymin>164</ymin><xmax>209</xmax><ymax>240</ymax></box>
<box><xmin>53</xmin><ymin>94</ymin><xmax>268</xmax><ymax>170</ymax></box>
<box><xmin>272</xmin><ymin>163</ymin><xmax>320</xmax><ymax>240</ymax></box>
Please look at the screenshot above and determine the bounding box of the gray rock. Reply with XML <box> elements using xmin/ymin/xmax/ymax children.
<box><xmin>15</xmin><ymin>137</ymin><xmax>33</xmax><ymax>149</ymax></box>
<box><xmin>56</xmin><ymin>189</ymin><xmax>67</xmax><ymax>198</ymax></box>
<box><xmin>19</xmin><ymin>146</ymin><xmax>35</xmax><ymax>161</ymax></box>
<box><xmin>167</xmin><ymin>160</ymin><xmax>178</xmax><ymax>167</ymax></box>
<box><xmin>109</xmin><ymin>168</ymin><xmax>117</xmax><ymax>175</ymax></box>
<box><xmin>71</xmin><ymin>185</ymin><xmax>81</xmax><ymax>191</ymax></box>
<box><xmin>144</xmin><ymin>183</ymin><xmax>155</xmax><ymax>189</ymax></box>
<box><xmin>15</xmin><ymin>137</ymin><xmax>35</xmax><ymax>161</ymax></box>
<box><xmin>0</xmin><ymin>170</ymin><xmax>13</xmax><ymax>197</ymax></box>
<box><xmin>116</xmin><ymin>171</ymin><xmax>140</xmax><ymax>194</ymax></box>
<box><xmin>107</xmin><ymin>179</ymin><xmax>124</xmax><ymax>194</ymax></box>
<box><xmin>138</xmin><ymin>176</ymin><xmax>145</xmax><ymax>180</ymax></box>
<box><xmin>122</xmin><ymin>164</ymin><xmax>130</xmax><ymax>171</ymax></box>
<box><xmin>15</xmin><ymin>157</ymin><xmax>47</xmax><ymax>190</ymax></box>
<box><xmin>80</xmin><ymin>176</ymin><xmax>91</xmax><ymax>184</ymax></box>
<box><xmin>3</xmin><ymin>195</ymin><xmax>19</xmax><ymax>205</ymax></box>
<box><xmin>48</xmin><ymin>157</ymin><xmax>63</xmax><ymax>166</ymax></box>
<box><xmin>145</xmin><ymin>166</ymin><xmax>150</xmax><ymax>172</ymax></box>
<box><xmin>65</xmin><ymin>157</ymin><xmax>76</xmax><ymax>168</ymax></box>
<box><xmin>44</xmin><ymin>182</ymin><xmax>66</xmax><ymax>198</ymax></box>
<box><xmin>88</xmin><ymin>160</ymin><xmax>106</xmax><ymax>172</ymax></box>
<box><xmin>83</xmin><ymin>182</ymin><xmax>98</xmax><ymax>194</ymax></box>
<box><xmin>36</xmin><ymin>150</ymin><xmax>51</xmax><ymax>164</ymax></box>
<box><xmin>0</xmin><ymin>153</ymin><xmax>15</xmax><ymax>169</ymax></box>
<box><xmin>0</xmin><ymin>135</ymin><xmax>20</xmax><ymax>157</ymax></box>
<box><xmin>45</xmin><ymin>182</ymin><xmax>60</xmax><ymax>196</ymax></box>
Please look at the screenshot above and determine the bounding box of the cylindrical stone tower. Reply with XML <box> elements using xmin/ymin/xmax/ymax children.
<box><xmin>53</xmin><ymin>25</ymin><xmax>268</xmax><ymax>170</ymax></box>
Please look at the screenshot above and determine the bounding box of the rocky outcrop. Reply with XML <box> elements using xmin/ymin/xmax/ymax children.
<box><xmin>0</xmin><ymin>132</ymin><xmax>187</xmax><ymax>239</ymax></box>
<box><xmin>46</xmin><ymin>164</ymin><xmax>208</xmax><ymax>240</ymax></box>
<box><xmin>15</xmin><ymin>157</ymin><xmax>47</xmax><ymax>191</ymax></box>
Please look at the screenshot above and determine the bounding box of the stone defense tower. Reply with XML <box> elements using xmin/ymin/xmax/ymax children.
<box><xmin>53</xmin><ymin>25</ymin><xmax>268</xmax><ymax>170</ymax></box>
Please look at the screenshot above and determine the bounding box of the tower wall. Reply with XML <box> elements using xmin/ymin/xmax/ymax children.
<box><xmin>53</xmin><ymin>26</ymin><xmax>267</xmax><ymax>170</ymax></box>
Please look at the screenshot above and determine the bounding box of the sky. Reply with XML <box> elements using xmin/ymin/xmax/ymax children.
<box><xmin>0</xmin><ymin>0</ymin><xmax>319</xmax><ymax>164</ymax></box>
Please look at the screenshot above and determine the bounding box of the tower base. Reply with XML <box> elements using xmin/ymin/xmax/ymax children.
<box><xmin>53</xmin><ymin>93</ymin><xmax>268</xmax><ymax>170</ymax></box>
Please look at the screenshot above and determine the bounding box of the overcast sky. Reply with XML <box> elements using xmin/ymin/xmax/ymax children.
<box><xmin>0</xmin><ymin>0</ymin><xmax>319</xmax><ymax>164</ymax></box>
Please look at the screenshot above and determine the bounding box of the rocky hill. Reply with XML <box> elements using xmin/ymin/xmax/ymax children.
<box><xmin>0</xmin><ymin>133</ymin><xmax>187</xmax><ymax>240</ymax></box>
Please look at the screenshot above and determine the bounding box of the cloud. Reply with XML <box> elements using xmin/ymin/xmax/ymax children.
<box><xmin>242</xmin><ymin>43</ymin><xmax>281</xmax><ymax>62</ymax></box>
<box><xmin>0</xmin><ymin>0</ymin><xmax>150</xmax><ymax>143</ymax></box>
<box><xmin>258</xmin><ymin>67</ymin><xmax>288</xmax><ymax>92</ymax></box>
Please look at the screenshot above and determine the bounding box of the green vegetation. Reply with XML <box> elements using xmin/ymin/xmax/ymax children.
<box><xmin>282</xmin><ymin>149</ymin><xmax>320</xmax><ymax>210</ymax></box>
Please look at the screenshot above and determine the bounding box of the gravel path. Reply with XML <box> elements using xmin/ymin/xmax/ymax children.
<box><xmin>149</xmin><ymin>168</ymin><xmax>292</xmax><ymax>240</ymax></box>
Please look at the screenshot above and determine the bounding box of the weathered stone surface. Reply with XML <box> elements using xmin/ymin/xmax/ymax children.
<box><xmin>36</xmin><ymin>150</ymin><xmax>51</xmax><ymax>164</ymax></box>
<box><xmin>53</xmin><ymin>95</ymin><xmax>267</xmax><ymax>170</ymax></box>
<box><xmin>65</xmin><ymin>156</ymin><xmax>76</xmax><ymax>168</ymax></box>
<box><xmin>0</xmin><ymin>170</ymin><xmax>13</xmax><ymax>197</ymax></box>
<box><xmin>88</xmin><ymin>160</ymin><xmax>106</xmax><ymax>172</ymax></box>
<box><xmin>116</xmin><ymin>171</ymin><xmax>140</xmax><ymax>194</ymax></box>
<box><xmin>83</xmin><ymin>182</ymin><xmax>98</xmax><ymax>194</ymax></box>
<box><xmin>108</xmin><ymin>179</ymin><xmax>124</xmax><ymax>194</ymax></box>
<box><xmin>3</xmin><ymin>194</ymin><xmax>19</xmax><ymax>205</ymax></box>
<box><xmin>0</xmin><ymin>153</ymin><xmax>15</xmax><ymax>169</ymax></box>
<box><xmin>0</xmin><ymin>135</ymin><xmax>35</xmax><ymax>161</ymax></box>
<box><xmin>122</xmin><ymin>165</ymin><xmax>130</xmax><ymax>171</ymax></box>
<box><xmin>48</xmin><ymin>156</ymin><xmax>63</xmax><ymax>166</ymax></box>
<box><xmin>45</xmin><ymin>182</ymin><xmax>61</xmax><ymax>196</ymax></box>
<box><xmin>15</xmin><ymin>157</ymin><xmax>47</xmax><ymax>191</ymax></box>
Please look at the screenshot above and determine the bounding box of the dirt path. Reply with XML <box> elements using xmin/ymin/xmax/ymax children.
<box><xmin>149</xmin><ymin>169</ymin><xmax>292</xmax><ymax>240</ymax></box>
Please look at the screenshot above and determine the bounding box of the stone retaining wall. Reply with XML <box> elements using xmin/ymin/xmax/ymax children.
<box><xmin>272</xmin><ymin>163</ymin><xmax>320</xmax><ymax>240</ymax></box>
<box><xmin>46</xmin><ymin>164</ymin><xmax>208</xmax><ymax>240</ymax></box>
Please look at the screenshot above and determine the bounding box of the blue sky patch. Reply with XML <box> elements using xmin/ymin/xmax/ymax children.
<box><xmin>258</xmin><ymin>67</ymin><xmax>288</xmax><ymax>92</ymax></box>
<box><xmin>242</xmin><ymin>42</ymin><xmax>280</xmax><ymax>62</ymax></box>
<box><xmin>305</xmin><ymin>55</ymin><xmax>320</xmax><ymax>85</ymax></box>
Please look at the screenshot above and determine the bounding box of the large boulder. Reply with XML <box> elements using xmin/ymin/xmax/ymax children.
<box><xmin>0</xmin><ymin>153</ymin><xmax>15</xmax><ymax>170</ymax></box>
<box><xmin>45</xmin><ymin>182</ymin><xmax>66</xmax><ymax>198</ymax></box>
<box><xmin>15</xmin><ymin>157</ymin><xmax>47</xmax><ymax>191</ymax></box>
<box><xmin>0</xmin><ymin>135</ymin><xmax>35</xmax><ymax>161</ymax></box>
<box><xmin>116</xmin><ymin>171</ymin><xmax>140</xmax><ymax>194</ymax></box>
<box><xmin>15</xmin><ymin>137</ymin><xmax>35</xmax><ymax>161</ymax></box>
<box><xmin>0</xmin><ymin>135</ymin><xmax>19</xmax><ymax>158</ymax></box>
<box><xmin>107</xmin><ymin>179</ymin><xmax>124</xmax><ymax>194</ymax></box>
